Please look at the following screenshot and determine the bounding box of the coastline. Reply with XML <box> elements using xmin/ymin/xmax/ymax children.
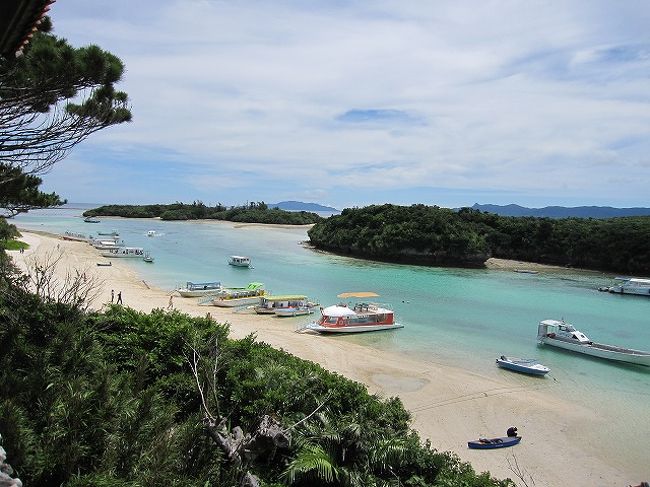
<box><xmin>9</xmin><ymin>230</ymin><xmax>642</xmax><ymax>486</ymax></box>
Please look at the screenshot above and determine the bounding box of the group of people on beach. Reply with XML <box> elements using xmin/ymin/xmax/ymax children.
<box><xmin>110</xmin><ymin>289</ymin><xmax>123</xmax><ymax>305</ymax></box>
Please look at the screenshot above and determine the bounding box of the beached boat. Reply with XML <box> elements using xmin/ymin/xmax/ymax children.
<box><xmin>537</xmin><ymin>319</ymin><xmax>650</xmax><ymax>366</ymax></box>
<box><xmin>228</xmin><ymin>255</ymin><xmax>252</xmax><ymax>268</ymax></box>
<box><xmin>101</xmin><ymin>247</ymin><xmax>146</xmax><ymax>258</ymax></box>
<box><xmin>304</xmin><ymin>292</ymin><xmax>403</xmax><ymax>333</ymax></box>
<box><xmin>84</xmin><ymin>217</ymin><xmax>100</xmax><ymax>223</ymax></box>
<box><xmin>600</xmin><ymin>277</ymin><xmax>650</xmax><ymax>296</ymax></box>
<box><xmin>496</xmin><ymin>356</ymin><xmax>550</xmax><ymax>376</ymax></box>
<box><xmin>254</xmin><ymin>295</ymin><xmax>314</xmax><ymax>316</ymax></box>
<box><xmin>91</xmin><ymin>239</ymin><xmax>124</xmax><ymax>250</ymax></box>
<box><xmin>96</xmin><ymin>262</ymin><xmax>112</xmax><ymax>267</ymax></box>
<box><xmin>97</xmin><ymin>230</ymin><xmax>119</xmax><ymax>237</ymax></box>
<box><xmin>212</xmin><ymin>282</ymin><xmax>265</xmax><ymax>307</ymax></box>
<box><xmin>177</xmin><ymin>281</ymin><xmax>222</xmax><ymax>297</ymax></box>
<box><xmin>62</xmin><ymin>231</ymin><xmax>89</xmax><ymax>242</ymax></box>
<box><xmin>468</xmin><ymin>436</ymin><xmax>521</xmax><ymax>450</ymax></box>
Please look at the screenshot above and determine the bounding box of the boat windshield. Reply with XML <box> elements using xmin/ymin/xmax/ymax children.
<box><xmin>558</xmin><ymin>324</ymin><xmax>576</xmax><ymax>332</ymax></box>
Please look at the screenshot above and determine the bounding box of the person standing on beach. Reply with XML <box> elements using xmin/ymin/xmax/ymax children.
<box><xmin>117</xmin><ymin>291</ymin><xmax>122</xmax><ymax>305</ymax></box>
<box><xmin>111</xmin><ymin>289</ymin><xmax>114</xmax><ymax>303</ymax></box>
<box><xmin>168</xmin><ymin>295</ymin><xmax>174</xmax><ymax>310</ymax></box>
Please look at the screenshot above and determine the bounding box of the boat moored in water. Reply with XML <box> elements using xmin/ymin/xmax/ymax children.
<box><xmin>537</xmin><ymin>319</ymin><xmax>650</xmax><ymax>366</ymax></box>
<box><xmin>228</xmin><ymin>255</ymin><xmax>252</xmax><ymax>268</ymax></box>
<box><xmin>496</xmin><ymin>356</ymin><xmax>550</xmax><ymax>376</ymax></box>
<box><xmin>101</xmin><ymin>247</ymin><xmax>146</xmax><ymax>258</ymax></box>
<box><xmin>600</xmin><ymin>277</ymin><xmax>650</xmax><ymax>296</ymax></box>
<box><xmin>177</xmin><ymin>281</ymin><xmax>223</xmax><ymax>297</ymax></box>
<box><xmin>97</xmin><ymin>230</ymin><xmax>119</xmax><ymax>237</ymax></box>
<box><xmin>84</xmin><ymin>216</ymin><xmax>100</xmax><ymax>223</ymax></box>
<box><xmin>304</xmin><ymin>292</ymin><xmax>403</xmax><ymax>334</ymax></box>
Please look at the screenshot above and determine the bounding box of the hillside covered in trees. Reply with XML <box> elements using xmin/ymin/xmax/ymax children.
<box><xmin>84</xmin><ymin>201</ymin><xmax>322</xmax><ymax>225</ymax></box>
<box><xmin>308</xmin><ymin>204</ymin><xmax>650</xmax><ymax>274</ymax></box>
<box><xmin>0</xmin><ymin>257</ymin><xmax>511</xmax><ymax>487</ymax></box>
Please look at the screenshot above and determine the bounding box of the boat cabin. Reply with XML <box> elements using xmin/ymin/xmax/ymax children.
<box><xmin>185</xmin><ymin>281</ymin><xmax>221</xmax><ymax>291</ymax></box>
<box><xmin>229</xmin><ymin>255</ymin><xmax>251</xmax><ymax>267</ymax></box>
<box><xmin>538</xmin><ymin>319</ymin><xmax>591</xmax><ymax>343</ymax></box>
<box><xmin>319</xmin><ymin>303</ymin><xmax>394</xmax><ymax>327</ymax></box>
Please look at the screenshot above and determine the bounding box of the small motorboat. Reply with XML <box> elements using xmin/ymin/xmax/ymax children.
<box><xmin>84</xmin><ymin>217</ymin><xmax>100</xmax><ymax>223</ymax></box>
<box><xmin>496</xmin><ymin>356</ymin><xmax>550</xmax><ymax>376</ymax></box>
<box><xmin>468</xmin><ymin>436</ymin><xmax>521</xmax><ymax>449</ymax></box>
<box><xmin>96</xmin><ymin>262</ymin><xmax>112</xmax><ymax>267</ymax></box>
<box><xmin>143</xmin><ymin>252</ymin><xmax>154</xmax><ymax>263</ymax></box>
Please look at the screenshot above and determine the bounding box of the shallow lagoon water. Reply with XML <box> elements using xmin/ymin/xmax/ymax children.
<box><xmin>14</xmin><ymin>207</ymin><xmax>650</xmax><ymax>465</ymax></box>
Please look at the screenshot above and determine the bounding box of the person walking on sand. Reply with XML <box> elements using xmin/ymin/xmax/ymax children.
<box><xmin>168</xmin><ymin>294</ymin><xmax>174</xmax><ymax>310</ymax></box>
<box><xmin>117</xmin><ymin>291</ymin><xmax>123</xmax><ymax>305</ymax></box>
<box><xmin>111</xmin><ymin>289</ymin><xmax>114</xmax><ymax>303</ymax></box>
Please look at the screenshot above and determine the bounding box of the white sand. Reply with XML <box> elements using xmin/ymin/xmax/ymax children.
<box><xmin>9</xmin><ymin>231</ymin><xmax>645</xmax><ymax>486</ymax></box>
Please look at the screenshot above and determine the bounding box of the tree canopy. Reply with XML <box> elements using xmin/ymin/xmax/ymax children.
<box><xmin>84</xmin><ymin>201</ymin><xmax>323</xmax><ymax>225</ymax></box>
<box><xmin>0</xmin><ymin>16</ymin><xmax>131</xmax><ymax>217</ymax></box>
<box><xmin>308</xmin><ymin>204</ymin><xmax>650</xmax><ymax>274</ymax></box>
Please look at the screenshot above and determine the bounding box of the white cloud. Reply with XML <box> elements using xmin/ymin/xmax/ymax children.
<box><xmin>47</xmin><ymin>0</ymin><xmax>650</xmax><ymax>206</ymax></box>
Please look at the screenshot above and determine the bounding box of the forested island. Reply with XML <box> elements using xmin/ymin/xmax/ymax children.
<box><xmin>308</xmin><ymin>204</ymin><xmax>650</xmax><ymax>274</ymax></box>
<box><xmin>83</xmin><ymin>202</ymin><xmax>323</xmax><ymax>225</ymax></box>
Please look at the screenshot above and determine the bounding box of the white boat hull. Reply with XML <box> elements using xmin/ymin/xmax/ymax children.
<box><xmin>213</xmin><ymin>296</ymin><xmax>261</xmax><ymax>307</ymax></box>
<box><xmin>275</xmin><ymin>308</ymin><xmax>314</xmax><ymax>317</ymax></box>
<box><xmin>306</xmin><ymin>322</ymin><xmax>404</xmax><ymax>333</ymax></box>
<box><xmin>538</xmin><ymin>337</ymin><xmax>650</xmax><ymax>366</ymax></box>
<box><xmin>178</xmin><ymin>289</ymin><xmax>221</xmax><ymax>298</ymax></box>
<box><xmin>608</xmin><ymin>287</ymin><xmax>650</xmax><ymax>296</ymax></box>
<box><xmin>101</xmin><ymin>253</ymin><xmax>143</xmax><ymax>258</ymax></box>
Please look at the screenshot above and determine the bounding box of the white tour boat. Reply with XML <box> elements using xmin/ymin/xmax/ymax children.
<box><xmin>212</xmin><ymin>282</ymin><xmax>265</xmax><ymax>307</ymax></box>
<box><xmin>537</xmin><ymin>319</ymin><xmax>650</xmax><ymax>366</ymax></box>
<box><xmin>254</xmin><ymin>295</ymin><xmax>314</xmax><ymax>316</ymax></box>
<box><xmin>147</xmin><ymin>230</ymin><xmax>157</xmax><ymax>237</ymax></box>
<box><xmin>304</xmin><ymin>292</ymin><xmax>403</xmax><ymax>334</ymax></box>
<box><xmin>228</xmin><ymin>255</ymin><xmax>252</xmax><ymax>268</ymax></box>
<box><xmin>601</xmin><ymin>277</ymin><xmax>650</xmax><ymax>296</ymax></box>
<box><xmin>101</xmin><ymin>247</ymin><xmax>146</xmax><ymax>258</ymax></box>
<box><xmin>177</xmin><ymin>281</ymin><xmax>222</xmax><ymax>298</ymax></box>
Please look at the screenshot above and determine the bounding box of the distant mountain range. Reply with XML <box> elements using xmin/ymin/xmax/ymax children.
<box><xmin>270</xmin><ymin>201</ymin><xmax>338</xmax><ymax>212</ymax></box>
<box><xmin>471</xmin><ymin>203</ymin><xmax>650</xmax><ymax>218</ymax></box>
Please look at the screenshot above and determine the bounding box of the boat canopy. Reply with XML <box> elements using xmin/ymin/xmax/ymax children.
<box><xmin>185</xmin><ymin>281</ymin><xmax>221</xmax><ymax>290</ymax></box>
<box><xmin>322</xmin><ymin>305</ymin><xmax>356</xmax><ymax>317</ymax></box>
<box><xmin>337</xmin><ymin>292</ymin><xmax>379</xmax><ymax>298</ymax></box>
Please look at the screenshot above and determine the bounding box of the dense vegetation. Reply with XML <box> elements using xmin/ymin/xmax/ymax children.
<box><xmin>84</xmin><ymin>201</ymin><xmax>322</xmax><ymax>225</ymax></box>
<box><xmin>0</xmin><ymin>258</ymin><xmax>511</xmax><ymax>486</ymax></box>
<box><xmin>308</xmin><ymin>204</ymin><xmax>650</xmax><ymax>274</ymax></box>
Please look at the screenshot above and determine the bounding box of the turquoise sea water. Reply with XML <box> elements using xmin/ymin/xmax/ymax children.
<box><xmin>13</xmin><ymin>207</ymin><xmax>650</xmax><ymax>459</ymax></box>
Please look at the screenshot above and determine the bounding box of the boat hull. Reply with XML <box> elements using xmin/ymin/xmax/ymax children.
<box><xmin>608</xmin><ymin>287</ymin><xmax>650</xmax><ymax>296</ymax></box>
<box><xmin>275</xmin><ymin>307</ymin><xmax>314</xmax><ymax>317</ymax></box>
<box><xmin>468</xmin><ymin>436</ymin><xmax>521</xmax><ymax>449</ymax></box>
<box><xmin>213</xmin><ymin>296</ymin><xmax>261</xmax><ymax>307</ymax></box>
<box><xmin>306</xmin><ymin>322</ymin><xmax>404</xmax><ymax>333</ymax></box>
<box><xmin>539</xmin><ymin>337</ymin><xmax>650</xmax><ymax>366</ymax></box>
<box><xmin>178</xmin><ymin>289</ymin><xmax>221</xmax><ymax>298</ymax></box>
<box><xmin>496</xmin><ymin>358</ymin><xmax>549</xmax><ymax>376</ymax></box>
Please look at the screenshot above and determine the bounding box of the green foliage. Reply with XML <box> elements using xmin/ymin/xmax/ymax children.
<box><xmin>308</xmin><ymin>204</ymin><xmax>490</xmax><ymax>267</ymax></box>
<box><xmin>0</xmin><ymin>164</ymin><xmax>65</xmax><ymax>217</ymax></box>
<box><xmin>0</xmin><ymin>279</ymin><xmax>510</xmax><ymax>486</ymax></box>
<box><xmin>84</xmin><ymin>201</ymin><xmax>323</xmax><ymax>225</ymax></box>
<box><xmin>308</xmin><ymin>204</ymin><xmax>650</xmax><ymax>274</ymax></box>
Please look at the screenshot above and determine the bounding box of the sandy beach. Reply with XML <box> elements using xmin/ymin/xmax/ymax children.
<box><xmin>9</xmin><ymin>230</ymin><xmax>645</xmax><ymax>486</ymax></box>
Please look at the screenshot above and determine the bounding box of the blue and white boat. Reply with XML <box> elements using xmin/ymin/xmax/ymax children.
<box><xmin>177</xmin><ymin>281</ymin><xmax>222</xmax><ymax>297</ymax></box>
<box><xmin>496</xmin><ymin>356</ymin><xmax>550</xmax><ymax>376</ymax></box>
<box><xmin>468</xmin><ymin>436</ymin><xmax>521</xmax><ymax>449</ymax></box>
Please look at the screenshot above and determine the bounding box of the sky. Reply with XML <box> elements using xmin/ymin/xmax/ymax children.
<box><xmin>41</xmin><ymin>0</ymin><xmax>650</xmax><ymax>209</ymax></box>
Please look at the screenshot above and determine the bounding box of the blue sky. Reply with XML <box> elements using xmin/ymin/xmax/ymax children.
<box><xmin>42</xmin><ymin>0</ymin><xmax>650</xmax><ymax>209</ymax></box>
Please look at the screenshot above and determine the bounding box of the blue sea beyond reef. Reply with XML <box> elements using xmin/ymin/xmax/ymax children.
<box><xmin>13</xmin><ymin>205</ymin><xmax>650</xmax><ymax>470</ymax></box>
